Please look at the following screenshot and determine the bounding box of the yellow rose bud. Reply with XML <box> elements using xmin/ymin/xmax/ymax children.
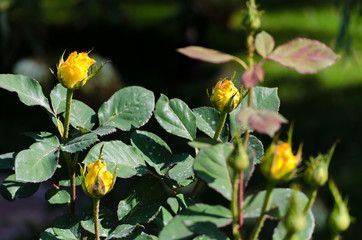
<box><xmin>82</xmin><ymin>160</ymin><xmax>115</xmax><ymax>198</ymax></box>
<box><xmin>210</xmin><ymin>79</ymin><xmax>241</xmax><ymax>113</ymax></box>
<box><xmin>261</xmin><ymin>142</ymin><xmax>301</xmax><ymax>182</ymax></box>
<box><xmin>57</xmin><ymin>51</ymin><xmax>96</xmax><ymax>89</ymax></box>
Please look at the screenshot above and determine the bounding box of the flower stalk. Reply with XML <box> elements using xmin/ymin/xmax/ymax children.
<box><xmin>93</xmin><ymin>197</ymin><xmax>100</xmax><ymax>240</ymax></box>
<box><xmin>304</xmin><ymin>188</ymin><xmax>318</xmax><ymax>214</ymax></box>
<box><xmin>249</xmin><ymin>182</ymin><xmax>274</xmax><ymax>240</ymax></box>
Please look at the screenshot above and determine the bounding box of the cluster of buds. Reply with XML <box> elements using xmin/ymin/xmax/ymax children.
<box><xmin>81</xmin><ymin>159</ymin><xmax>116</xmax><ymax>199</ymax></box>
<box><xmin>261</xmin><ymin>141</ymin><xmax>302</xmax><ymax>182</ymax></box>
<box><xmin>209</xmin><ymin>77</ymin><xmax>242</xmax><ymax>114</ymax></box>
<box><xmin>52</xmin><ymin>51</ymin><xmax>103</xmax><ymax>90</ymax></box>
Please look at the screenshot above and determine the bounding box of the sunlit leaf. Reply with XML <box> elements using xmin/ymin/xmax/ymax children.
<box><xmin>237</xmin><ymin>108</ymin><xmax>287</xmax><ymax>137</ymax></box>
<box><xmin>267</xmin><ymin>38</ymin><xmax>338</xmax><ymax>74</ymax></box>
<box><xmin>193</xmin><ymin>143</ymin><xmax>234</xmax><ymax>200</ymax></box>
<box><xmin>15</xmin><ymin>134</ymin><xmax>60</xmax><ymax>182</ymax></box>
<box><xmin>154</xmin><ymin>94</ymin><xmax>196</xmax><ymax>140</ymax></box>
<box><xmin>0</xmin><ymin>74</ymin><xmax>52</xmax><ymax>113</ymax></box>
<box><xmin>159</xmin><ymin>204</ymin><xmax>232</xmax><ymax>240</ymax></box>
<box><xmin>241</xmin><ymin>64</ymin><xmax>264</xmax><ymax>88</ymax></box>
<box><xmin>98</xmin><ymin>86</ymin><xmax>154</xmax><ymax>131</ymax></box>
<box><xmin>229</xmin><ymin>87</ymin><xmax>280</xmax><ymax>135</ymax></box>
<box><xmin>83</xmin><ymin>141</ymin><xmax>148</xmax><ymax>178</ymax></box>
<box><xmin>178</xmin><ymin>46</ymin><xmax>236</xmax><ymax>64</ymax></box>
<box><xmin>255</xmin><ymin>31</ymin><xmax>275</xmax><ymax>58</ymax></box>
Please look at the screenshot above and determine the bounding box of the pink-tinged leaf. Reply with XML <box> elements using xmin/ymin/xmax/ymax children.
<box><xmin>248</xmin><ymin>109</ymin><xmax>288</xmax><ymax>137</ymax></box>
<box><xmin>242</xmin><ymin>64</ymin><xmax>265</xmax><ymax>88</ymax></box>
<box><xmin>236</xmin><ymin>107</ymin><xmax>255</xmax><ymax>130</ymax></box>
<box><xmin>255</xmin><ymin>31</ymin><xmax>275</xmax><ymax>58</ymax></box>
<box><xmin>177</xmin><ymin>46</ymin><xmax>236</xmax><ymax>64</ymax></box>
<box><xmin>267</xmin><ymin>38</ymin><xmax>339</xmax><ymax>74</ymax></box>
<box><xmin>236</xmin><ymin>108</ymin><xmax>287</xmax><ymax>137</ymax></box>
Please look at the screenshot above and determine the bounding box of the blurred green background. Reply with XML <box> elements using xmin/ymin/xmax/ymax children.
<box><xmin>0</xmin><ymin>0</ymin><xmax>361</xmax><ymax>239</ymax></box>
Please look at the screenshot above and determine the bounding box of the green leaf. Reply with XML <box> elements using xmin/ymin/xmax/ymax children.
<box><xmin>158</xmin><ymin>204</ymin><xmax>232</xmax><ymax>240</ymax></box>
<box><xmin>69</xmin><ymin>100</ymin><xmax>97</xmax><ymax>130</ymax></box>
<box><xmin>267</xmin><ymin>38</ymin><xmax>338</xmax><ymax>74</ymax></box>
<box><xmin>15</xmin><ymin>134</ymin><xmax>60</xmax><ymax>182</ymax></box>
<box><xmin>107</xmin><ymin>224</ymin><xmax>136</xmax><ymax>239</ymax></box>
<box><xmin>80</xmin><ymin>207</ymin><xmax>115</xmax><ymax>237</ymax></box>
<box><xmin>0</xmin><ymin>174</ymin><xmax>39</xmax><ymax>201</ymax></box>
<box><xmin>91</xmin><ymin>125</ymin><xmax>117</xmax><ymax>136</ymax></box>
<box><xmin>188</xmin><ymin>137</ymin><xmax>219</xmax><ymax>150</ymax></box>
<box><xmin>188</xmin><ymin>222</ymin><xmax>230</xmax><ymax>240</ymax></box>
<box><xmin>0</xmin><ymin>152</ymin><xmax>16</xmax><ymax>170</ymax></box>
<box><xmin>45</xmin><ymin>189</ymin><xmax>70</xmax><ymax>206</ymax></box>
<box><xmin>255</xmin><ymin>31</ymin><xmax>275</xmax><ymax>58</ymax></box>
<box><xmin>243</xmin><ymin>135</ymin><xmax>264</xmax><ymax>185</ymax></box>
<box><xmin>50</xmin><ymin>83</ymin><xmax>67</xmax><ymax>115</ymax></box>
<box><xmin>230</xmin><ymin>86</ymin><xmax>280</xmax><ymax>135</ymax></box>
<box><xmin>83</xmin><ymin>141</ymin><xmax>148</xmax><ymax>178</ymax></box>
<box><xmin>131</xmin><ymin>130</ymin><xmax>172</xmax><ymax>175</ymax></box>
<box><xmin>193</xmin><ymin>143</ymin><xmax>234</xmax><ymax>200</ymax></box>
<box><xmin>154</xmin><ymin>94</ymin><xmax>196</xmax><ymax>140</ymax></box>
<box><xmin>243</xmin><ymin>188</ymin><xmax>314</xmax><ymax>240</ymax></box>
<box><xmin>61</xmin><ymin>133</ymin><xmax>98</xmax><ymax>153</ymax></box>
<box><xmin>53</xmin><ymin>214</ymin><xmax>81</xmax><ymax>239</ymax></box>
<box><xmin>117</xmin><ymin>177</ymin><xmax>163</xmax><ymax>225</ymax></box>
<box><xmin>193</xmin><ymin>107</ymin><xmax>229</xmax><ymax>142</ymax></box>
<box><xmin>167</xmin><ymin>154</ymin><xmax>194</xmax><ymax>184</ymax></box>
<box><xmin>40</xmin><ymin>228</ymin><xmax>63</xmax><ymax>240</ymax></box>
<box><xmin>98</xmin><ymin>86</ymin><xmax>155</xmax><ymax>131</ymax></box>
<box><xmin>0</xmin><ymin>74</ymin><xmax>51</xmax><ymax>112</ymax></box>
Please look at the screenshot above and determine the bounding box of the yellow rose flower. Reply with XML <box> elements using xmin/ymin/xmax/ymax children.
<box><xmin>57</xmin><ymin>51</ymin><xmax>96</xmax><ymax>89</ymax></box>
<box><xmin>210</xmin><ymin>79</ymin><xmax>241</xmax><ymax>113</ymax></box>
<box><xmin>261</xmin><ymin>142</ymin><xmax>301</xmax><ymax>182</ymax></box>
<box><xmin>83</xmin><ymin>159</ymin><xmax>115</xmax><ymax>198</ymax></box>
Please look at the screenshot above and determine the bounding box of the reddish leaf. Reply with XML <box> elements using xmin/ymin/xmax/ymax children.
<box><xmin>248</xmin><ymin>109</ymin><xmax>287</xmax><ymax>137</ymax></box>
<box><xmin>242</xmin><ymin>64</ymin><xmax>264</xmax><ymax>88</ymax></box>
<box><xmin>255</xmin><ymin>31</ymin><xmax>275</xmax><ymax>58</ymax></box>
<box><xmin>267</xmin><ymin>38</ymin><xmax>338</xmax><ymax>74</ymax></box>
<box><xmin>177</xmin><ymin>46</ymin><xmax>236</xmax><ymax>64</ymax></box>
<box><xmin>237</xmin><ymin>108</ymin><xmax>287</xmax><ymax>137</ymax></box>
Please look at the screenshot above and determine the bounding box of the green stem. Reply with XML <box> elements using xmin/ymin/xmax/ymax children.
<box><xmin>232</xmin><ymin>172</ymin><xmax>242</xmax><ymax>240</ymax></box>
<box><xmin>62</xmin><ymin>89</ymin><xmax>76</xmax><ymax>214</ymax></box>
<box><xmin>213</xmin><ymin>111</ymin><xmax>228</xmax><ymax>141</ymax></box>
<box><xmin>93</xmin><ymin>198</ymin><xmax>100</xmax><ymax>240</ymax></box>
<box><xmin>304</xmin><ymin>188</ymin><xmax>318</xmax><ymax>214</ymax></box>
<box><xmin>63</xmin><ymin>89</ymin><xmax>74</xmax><ymax>143</ymax></box>
<box><xmin>249</xmin><ymin>182</ymin><xmax>274</xmax><ymax>240</ymax></box>
<box><xmin>191</xmin><ymin>111</ymin><xmax>228</xmax><ymax>199</ymax></box>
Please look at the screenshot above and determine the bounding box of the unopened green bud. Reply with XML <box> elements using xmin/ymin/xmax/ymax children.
<box><xmin>329</xmin><ymin>205</ymin><xmax>351</xmax><ymax>233</ymax></box>
<box><xmin>284</xmin><ymin>189</ymin><xmax>306</xmax><ymax>235</ymax></box>
<box><xmin>304</xmin><ymin>144</ymin><xmax>335</xmax><ymax>188</ymax></box>
<box><xmin>328</xmin><ymin>179</ymin><xmax>352</xmax><ymax>233</ymax></box>
<box><xmin>229</xmin><ymin>137</ymin><xmax>249</xmax><ymax>171</ymax></box>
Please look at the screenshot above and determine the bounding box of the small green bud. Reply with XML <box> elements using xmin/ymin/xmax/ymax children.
<box><xmin>329</xmin><ymin>205</ymin><xmax>351</xmax><ymax>232</ymax></box>
<box><xmin>284</xmin><ymin>188</ymin><xmax>306</xmax><ymax>235</ymax></box>
<box><xmin>328</xmin><ymin>179</ymin><xmax>352</xmax><ymax>233</ymax></box>
<box><xmin>304</xmin><ymin>144</ymin><xmax>335</xmax><ymax>188</ymax></box>
<box><xmin>229</xmin><ymin>136</ymin><xmax>249</xmax><ymax>171</ymax></box>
